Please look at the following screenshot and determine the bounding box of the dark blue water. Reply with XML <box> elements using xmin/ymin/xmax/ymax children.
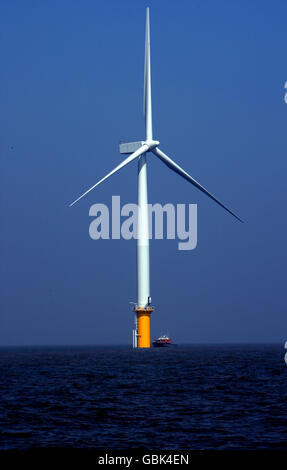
<box><xmin>0</xmin><ymin>344</ymin><xmax>286</xmax><ymax>450</ymax></box>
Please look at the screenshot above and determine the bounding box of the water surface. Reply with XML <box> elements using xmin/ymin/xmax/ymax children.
<box><xmin>0</xmin><ymin>344</ymin><xmax>286</xmax><ymax>449</ymax></box>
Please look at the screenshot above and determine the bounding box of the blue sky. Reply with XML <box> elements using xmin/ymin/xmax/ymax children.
<box><xmin>0</xmin><ymin>0</ymin><xmax>287</xmax><ymax>345</ymax></box>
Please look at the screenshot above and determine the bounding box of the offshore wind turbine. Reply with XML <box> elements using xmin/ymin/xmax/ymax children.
<box><xmin>70</xmin><ymin>7</ymin><xmax>242</xmax><ymax>348</ymax></box>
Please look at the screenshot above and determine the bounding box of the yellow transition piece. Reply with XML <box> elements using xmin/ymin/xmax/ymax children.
<box><xmin>137</xmin><ymin>312</ymin><xmax>151</xmax><ymax>348</ymax></box>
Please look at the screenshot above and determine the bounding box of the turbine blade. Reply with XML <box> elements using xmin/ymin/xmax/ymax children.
<box><xmin>70</xmin><ymin>144</ymin><xmax>149</xmax><ymax>207</ymax></box>
<box><xmin>144</xmin><ymin>7</ymin><xmax>153</xmax><ymax>140</ymax></box>
<box><xmin>152</xmin><ymin>147</ymin><xmax>243</xmax><ymax>222</ymax></box>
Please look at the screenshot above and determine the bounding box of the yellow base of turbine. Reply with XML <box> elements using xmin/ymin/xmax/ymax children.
<box><xmin>134</xmin><ymin>306</ymin><xmax>154</xmax><ymax>348</ymax></box>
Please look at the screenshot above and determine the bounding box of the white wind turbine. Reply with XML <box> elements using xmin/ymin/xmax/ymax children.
<box><xmin>70</xmin><ymin>7</ymin><xmax>242</xmax><ymax>348</ymax></box>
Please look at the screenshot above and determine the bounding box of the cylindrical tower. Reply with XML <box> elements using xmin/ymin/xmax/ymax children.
<box><xmin>135</xmin><ymin>154</ymin><xmax>153</xmax><ymax>348</ymax></box>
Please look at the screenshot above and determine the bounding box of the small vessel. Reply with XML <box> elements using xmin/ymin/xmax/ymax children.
<box><xmin>152</xmin><ymin>335</ymin><xmax>176</xmax><ymax>347</ymax></box>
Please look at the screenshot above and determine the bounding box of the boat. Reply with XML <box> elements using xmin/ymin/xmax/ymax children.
<box><xmin>152</xmin><ymin>335</ymin><xmax>177</xmax><ymax>347</ymax></box>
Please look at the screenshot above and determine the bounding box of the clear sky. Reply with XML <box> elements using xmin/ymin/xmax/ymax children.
<box><xmin>1</xmin><ymin>0</ymin><xmax>286</xmax><ymax>345</ymax></box>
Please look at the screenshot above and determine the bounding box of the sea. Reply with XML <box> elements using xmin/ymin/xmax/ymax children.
<box><xmin>0</xmin><ymin>344</ymin><xmax>286</xmax><ymax>450</ymax></box>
